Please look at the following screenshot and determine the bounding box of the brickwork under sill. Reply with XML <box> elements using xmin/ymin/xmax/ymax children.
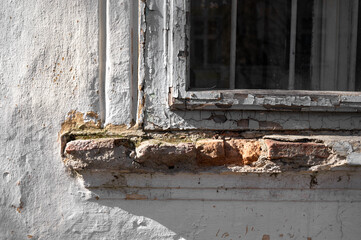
<box><xmin>62</xmin><ymin>134</ymin><xmax>361</xmax><ymax>174</ymax></box>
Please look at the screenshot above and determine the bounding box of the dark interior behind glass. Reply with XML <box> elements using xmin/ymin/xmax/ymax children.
<box><xmin>190</xmin><ymin>0</ymin><xmax>360</xmax><ymax>91</ymax></box>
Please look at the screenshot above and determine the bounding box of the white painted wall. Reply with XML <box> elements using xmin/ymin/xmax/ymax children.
<box><xmin>1</xmin><ymin>1</ymin><xmax>361</xmax><ymax>239</ymax></box>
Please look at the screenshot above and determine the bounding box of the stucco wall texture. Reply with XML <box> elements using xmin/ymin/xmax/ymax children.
<box><xmin>1</xmin><ymin>1</ymin><xmax>361</xmax><ymax>239</ymax></box>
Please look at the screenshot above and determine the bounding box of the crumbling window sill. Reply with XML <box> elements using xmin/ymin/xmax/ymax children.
<box><xmin>62</xmin><ymin>134</ymin><xmax>361</xmax><ymax>174</ymax></box>
<box><xmin>61</xmin><ymin>132</ymin><xmax>361</xmax><ymax>201</ymax></box>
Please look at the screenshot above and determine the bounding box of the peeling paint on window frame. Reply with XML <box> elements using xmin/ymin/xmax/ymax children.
<box><xmin>140</xmin><ymin>0</ymin><xmax>361</xmax><ymax>131</ymax></box>
<box><xmin>167</xmin><ymin>0</ymin><xmax>361</xmax><ymax>112</ymax></box>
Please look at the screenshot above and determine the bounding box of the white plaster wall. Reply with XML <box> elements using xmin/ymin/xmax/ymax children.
<box><xmin>1</xmin><ymin>0</ymin><xmax>361</xmax><ymax>239</ymax></box>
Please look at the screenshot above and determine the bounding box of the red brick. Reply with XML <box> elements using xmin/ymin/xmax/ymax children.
<box><xmin>197</xmin><ymin>139</ymin><xmax>261</xmax><ymax>166</ymax></box>
<box><xmin>196</xmin><ymin>139</ymin><xmax>226</xmax><ymax>166</ymax></box>
<box><xmin>241</xmin><ymin>140</ymin><xmax>261</xmax><ymax>165</ymax></box>
<box><xmin>265</xmin><ymin>139</ymin><xmax>330</xmax><ymax>160</ymax></box>
<box><xmin>136</xmin><ymin>141</ymin><xmax>196</xmax><ymax>168</ymax></box>
<box><xmin>225</xmin><ymin>139</ymin><xmax>261</xmax><ymax>165</ymax></box>
<box><xmin>65</xmin><ymin>138</ymin><xmax>131</xmax><ymax>154</ymax></box>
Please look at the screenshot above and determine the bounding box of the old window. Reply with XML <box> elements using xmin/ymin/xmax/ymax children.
<box><xmin>190</xmin><ymin>0</ymin><xmax>360</xmax><ymax>91</ymax></box>
<box><xmin>168</xmin><ymin>0</ymin><xmax>361</xmax><ymax>112</ymax></box>
<box><xmin>139</xmin><ymin>0</ymin><xmax>361</xmax><ymax>131</ymax></box>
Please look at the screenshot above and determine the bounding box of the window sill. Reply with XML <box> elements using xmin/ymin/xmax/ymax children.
<box><xmin>170</xmin><ymin>89</ymin><xmax>361</xmax><ymax>112</ymax></box>
<box><xmin>62</xmin><ymin>133</ymin><xmax>361</xmax><ymax>201</ymax></box>
<box><xmin>63</xmin><ymin>134</ymin><xmax>361</xmax><ymax>174</ymax></box>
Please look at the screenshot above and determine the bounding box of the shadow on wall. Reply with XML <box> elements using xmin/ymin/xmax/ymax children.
<box><xmin>80</xmin><ymin>172</ymin><xmax>361</xmax><ymax>240</ymax></box>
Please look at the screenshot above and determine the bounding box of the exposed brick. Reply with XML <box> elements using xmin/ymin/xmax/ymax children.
<box><xmin>197</xmin><ymin>139</ymin><xmax>261</xmax><ymax>166</ymax></box>
<box><xmin>135</xmin><ymin>141</ymin><xmax>196</xmax><ymax>169</ymax></box>
<box><xmin>64</xmin><ymin>138</ymin><xmax>134</xmax><ymax>170</ymax></box>
<box><xmin>265</xmin><ymin>139</ymin><xmax>330</xmax><ymax>160</ymax></box>
<box><xmin>65</xmin><ymin>138</ymin><xmax>132</xmax><ymax>153</ymax></box>
<box><xmin>224</xmin><ymin>139</ymin><xmax>242</xmax><ymax>161</ymax></box>
<box><xmin>225</xmin><ymin>139</ymin><xmax>261</xmax><ymax>165</ymax></box>
<box><xmin>241</xmin><ymin>140</ymin><xmax>261</xmax><ymax>165</ymax></box>
<box><xmin>196</xmin><ymin>139</ymin><xmax>226</xmax><ymax>166</ymax></box>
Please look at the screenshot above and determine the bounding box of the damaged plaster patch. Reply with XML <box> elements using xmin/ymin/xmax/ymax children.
<box><xmin>63</xmin><ymin>134</ymin><xmax>361</xmax><ymax>175</ymax></box>
<box><xmin>60</xmin><ymin>114</ymin><xmax>361</xmax><ymax>175</ymax></box>
<box><xmin>59</xmin><ymin>110</ymin><xmax>141</xmax><ymax>155</ymax></box>
<box><xmin>60</xmin><ymin>110</ymin><xmax>102</xmax><ymax>135</ymax></box>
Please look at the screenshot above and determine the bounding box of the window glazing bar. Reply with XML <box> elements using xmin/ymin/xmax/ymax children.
<box><xmin>289</xmin><ymin>0</ymin><xmax>298</xmax><ymax>90</ymax></box>
<box><xmin>349</xmin><ymin>0</ymin><xmax>359</xmax><ymax>90</ymax></box>
<box><xmin>229</xmin><ymin>0</ymin><xmax>237</xmax><ymax>89</ymax></box>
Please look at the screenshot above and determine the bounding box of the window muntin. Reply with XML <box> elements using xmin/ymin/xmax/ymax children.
<box><xmin>189</xmin><ymin>0</ymin><xmax>361</xmax><ymax>91</ymax></box>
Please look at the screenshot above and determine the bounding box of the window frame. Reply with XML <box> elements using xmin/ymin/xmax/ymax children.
<box><xmin>168</xmin><ymin>0</ymin><xmax>361</xmax><ymax>112</ymax></box>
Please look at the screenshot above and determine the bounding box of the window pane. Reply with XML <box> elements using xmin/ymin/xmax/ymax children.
<box><xmin>190</xmin><ymin>0</ymin><xmax>232</xmax><ymax>89</ymax></box>
<box><xmin>235</xmin><ymin>0</ymin><xmax>291</xmax><ymax>89</ymax></box>
<box><xmin>356</xmin><ymin>0</ymin><xmax>361</xmax><ymax>91</ymax></box>
<box><xmin>294</xmin><ymin>0</ymin><xmax>314</xmax><ymax>90</ymax></box>
<box><xmin>189</xmin><ymin>0</ymin><xmax>359</xmax><ymax>91</ymax></box>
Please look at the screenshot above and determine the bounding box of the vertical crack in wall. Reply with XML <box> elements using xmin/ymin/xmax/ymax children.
<box><xmin>98</xmin><ymin>0</ymin><xmax>107</xmax><ymax>125</ymax></box>
<box><xmin>136</xmin><ymin>0</ymin><xmax>147</xmax><ymax>129</ymax></box>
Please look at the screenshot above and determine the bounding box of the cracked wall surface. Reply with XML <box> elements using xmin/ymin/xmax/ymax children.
<box><xmin>1</xmin><ymin>0</ymin><xmax>361</xmax><ymax>239</ymax></box>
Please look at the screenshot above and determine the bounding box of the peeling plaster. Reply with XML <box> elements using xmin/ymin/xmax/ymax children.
<box><xmin>2</xmin><ymin>1</ymin><xmax>361</xmax><ymax>239</ymax></box>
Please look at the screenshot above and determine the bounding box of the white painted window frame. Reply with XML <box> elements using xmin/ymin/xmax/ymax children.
<box><xmin>168</xmin><ymin>0</ymin><xmax>361</xmax><ymax>112</ymax></box>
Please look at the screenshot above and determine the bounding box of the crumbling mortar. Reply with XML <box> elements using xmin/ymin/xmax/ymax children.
<box><xmin>60</xmin><ymin>111</ymin><xmax>361</xmax><ymax>174</ymax></box>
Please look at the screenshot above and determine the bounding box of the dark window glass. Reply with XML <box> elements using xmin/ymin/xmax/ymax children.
<box><xmin>235</xmin><ymin>0</ymin><xmax>291</xmax><ymax>89</ymax></box>
<box><xmin>356</xmin><ymin>0</ymin><xmax>361</xmax><ymax>91</ymax></box>
<box><xmin>190</xmin><ymin>0</ymin><xmax>231</xmax><ymax>89</ymax></box>
<box><xmin>294</xmin><ymin>0</ymin><xmax>313</xmax><ymax>90</ymax></box>
<box><xmin>190</xmin><ymin>0</ymin><xmax>359</xmax><ymax>91</ymax></box>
